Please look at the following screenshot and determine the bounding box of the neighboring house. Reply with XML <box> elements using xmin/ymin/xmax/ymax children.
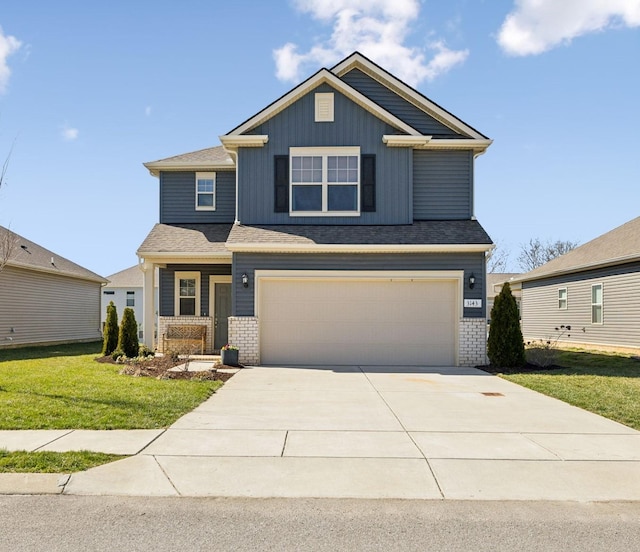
<box><xmin>486</xmin><ymin>273</ymin><xmax>522</xmax><ymax>319</ymax></box>
<box><xmin>137</xmin><ymin>52</ymin><xmax>494</xmax><ymax>366</ymax></box>
<box><xmin>512</xmin><ymin>217</ymin><xmax>640</xmax><ymax>351</ymax></box>
<box><xmin>0</xmin><ymin>225</ymin><xmax>106</xmax><ymax>348</ymax></box>
<box><xmin>101</xmin><ymin>265</ymin><xmax>159</xmax><ymax>339</ymax></box>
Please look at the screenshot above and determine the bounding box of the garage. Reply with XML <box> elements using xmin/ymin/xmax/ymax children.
<box><xmin>258</xmin><ymin>273</ymin><xmax>459</xmax><ymax>365</ymax></box>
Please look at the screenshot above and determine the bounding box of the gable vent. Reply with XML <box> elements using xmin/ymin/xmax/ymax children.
<box><xmin>315</xmin><ymin>93</ymin><xmax>334</xmax><ymax>122</ymax></box>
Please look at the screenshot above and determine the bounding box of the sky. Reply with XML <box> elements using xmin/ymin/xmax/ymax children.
<box><xmin>0</xmin><ymin>0</ymin><xmax>638</xmax><ymax>276</ymax></box>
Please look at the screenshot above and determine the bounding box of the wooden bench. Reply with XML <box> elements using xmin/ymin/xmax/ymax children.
<box><xmin>162</xmin><ymin>325</ymin><xmax>207</xmax><ymax>355</ymax></box>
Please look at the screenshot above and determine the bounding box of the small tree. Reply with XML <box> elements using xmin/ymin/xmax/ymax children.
<box><xmin>117</xmin><ymin>307</ymin><xmax>139</xmax><ymax>358</ymax></box>
<box><xmin>101</xmin><ymin>301</ymin><xmax>119</xmax><ymax>356</ymax></box>
<box><xmin>487</xmin><ymin>281</ymin><xmax>525</xmax><ymax>368</ymax></box>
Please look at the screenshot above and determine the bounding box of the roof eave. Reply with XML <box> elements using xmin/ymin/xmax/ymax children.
<box><xmin>225</xmin><ymin>243</ymin><xmax>493</xmax><ymax>254</ymax></box>
<box><xmin>5</xmin><ymin>260</ymin><xmax>107</xmax><ymax>284</ymax></box>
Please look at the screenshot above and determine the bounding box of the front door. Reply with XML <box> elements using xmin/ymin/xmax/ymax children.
<box><xmin>211</xmin><ymin>279</ymin><xmax>232</xmax><ymax>351</ymax></box>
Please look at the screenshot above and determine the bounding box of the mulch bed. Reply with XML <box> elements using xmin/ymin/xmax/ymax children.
<box><xmin>95</xmin><ymin>355</ymin><xmax>237</xmax><ymax>381</ymax></box>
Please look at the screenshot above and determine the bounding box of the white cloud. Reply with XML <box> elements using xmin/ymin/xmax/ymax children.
<box><xmin>0</xmin><ymin>26</ymin><xmax>22</xmax><ymax>94</ymax></box>
<box><xmin>61</xmin><ymin>125</ymin><xmax>79</xmax><ymax>141</ymax></box>
<box><xmin>498</xmin><ymin>0</ymin><xmax>640</xmax><ymax>56</ymax></box>
<box><xmin>145</xmin><ymin>105</ymin><xmax>152</xmax><ymax>116</ymax></box>
<box><xmin>273</xmin><ymin>0</ymin><xmax>468</xmax><ymax>86</ymax></box>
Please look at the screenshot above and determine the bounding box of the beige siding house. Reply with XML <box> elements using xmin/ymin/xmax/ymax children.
<box><xmin>0</xmin><ymin>226</ymin><xmax>107</xmax><ymax>348</ymax></box>
<box><xmin>487</xmin><ymin>273</ymin><xmax>522</xmax><ymax>319</ymax></box>
<box><xmin>512</xmin><ymin>217</ymin><xmax>640</xmax><ymax>352</ymax></box>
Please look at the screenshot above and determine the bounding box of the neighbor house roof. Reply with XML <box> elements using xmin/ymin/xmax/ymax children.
<box><xmin>487</xmin><ymin>273</ymin><xmax>522</xmax><ymax>297</ymax></box>
<box><xmin>105</xmin><ymin>265</ymin><xmax>159</xmax><ymax>288</ymax></box>
<box><xmin>0</xmin><ymin>226</ymin><xmax>107</xmax><ymax>284</ymax></box>
<box><xmin>144</xmin><ymin>146</ymin><xmax>234</xmax><ymax>176</ymax></box>
<box><xmin>137</xmin><ymin>223</ymin><xmax>233</xmax><ymax>259</ymax></box>
<box><xmin>512</xmin><ymin>216</ymin><xmax>640</xmax><ymax>283</ymax></box>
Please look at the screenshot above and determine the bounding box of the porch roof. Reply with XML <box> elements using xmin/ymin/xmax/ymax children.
<box><xmin>137</xmin><ymin>223</ymin><xmax>233</xmax><ymax>257</ymax></box>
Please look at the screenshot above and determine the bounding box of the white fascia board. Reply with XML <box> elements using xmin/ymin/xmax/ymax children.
<box><xmin>226</xmin><ymin>243</ymin><xmax>492</xmax><ymax>254</ymax></box>
<box><xmin>143</xmin><ymin>161</ymin><xmax>235</xmax><ymax>178</ymax></box>
<box><xmin>332</xmin><ymin>53</ymin><xmax>488</xmax><ymax>140</ymax></box>
<box><xmin>226</xmin><ymin>69</ymin><xmax>420</xmax><ymax>137</ymax></box>
<box><xmin>219</xmin><ymin>135</ymin><xmax>269</xmax><ymax>150</ymax></box>
<box><xmin>136</xmin><ymin>252</ymin><xmax>232</xmax><ymax>264</ymax></box>
<box><xmin>419</xmin><ymin>139</ymin><xmax>493</xmax><ymax>153</ymax></box>
<box><xmin>383</xmin><ymin>135</ymin><xmax>432</xmax><ymax>147</ymax></box>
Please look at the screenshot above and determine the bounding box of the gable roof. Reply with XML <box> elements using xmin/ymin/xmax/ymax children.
<box><xmin>514</xmin><ymin>217</ymin><xmax>640</xmax><ymax>283</ymax></box>
<box><xmin>144</xmin><ymin>146</ymin><xmax>234</xmax><ymax>176</ymax></box>
<box><xmin>0</xmin><ymin>226</ymin><xmax>107</xmax><ymax>284</ymax></box>
<box><xmin>332</xmin><ymin>52</ymin><xmax>488</xmax><ymax>141</ymax></box>
<box><xmin>137</xmin><ymin>223</ymin><xmax>233</xmax><ymax>259</ymax></box>
<box><xmin>104</xmin><ymin>265</ymin><xmax>156</xmax><ymax>288</ymax></box>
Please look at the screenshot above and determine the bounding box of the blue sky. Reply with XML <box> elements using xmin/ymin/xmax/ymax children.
<box><xmin>0</xmin><ymin>0</ymin><xmax>638</xmax><ymax>276</ymax></box>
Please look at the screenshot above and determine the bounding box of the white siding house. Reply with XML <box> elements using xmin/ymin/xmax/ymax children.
<box><xmin>0</xmin><ymin>226</ymin><xmax>107</xmax><ymax>348</ymax></box>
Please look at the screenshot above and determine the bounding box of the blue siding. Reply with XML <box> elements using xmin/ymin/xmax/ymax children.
<box><xmin>233</xmin><ymin>252</ymin><xmax>486</xmax><ymax>318</ymax></box>
<box><xmin>159</xmin><ymin>264</ymin><xmax>232</xmax><ymax>316</ymax></box>
<box><xmin>160</xmin><ymin>171</ymin><xmax>235</xmax><ymax>223</ymax></box>
<box><xmin>239</xmin><ymin>83</ymin><xmax>412</xmax><ymax>225</ymax></box>
<box><xmin>413</xmin><ymin>150</ymin><xmax>472</xmax><ymax>220</ymax></box>
<box><xmin>341</xmin><ymin>68</ymin><xmax>466</xmax><ymax>138</ymax></box>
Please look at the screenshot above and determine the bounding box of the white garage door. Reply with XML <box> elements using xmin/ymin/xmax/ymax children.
<box><xmin>259</xmin><ymin>276</ymin><xmax>458</xmax><ymax>366</ymax></box>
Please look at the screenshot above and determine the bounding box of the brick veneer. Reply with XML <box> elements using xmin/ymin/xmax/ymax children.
<box><xmin>158</xmin><ymin>316</ymin><xmax>213</xmax><ymax>353</ymax></box>
<box><xmin>228</xmin><ymin>316</ymin><xmax>259</xmax><ymax>365</ymax></box>
<box><xmin>459</xmin><ymin>317</ymin><xmax>487</xmax><ymax>367</ymax></box>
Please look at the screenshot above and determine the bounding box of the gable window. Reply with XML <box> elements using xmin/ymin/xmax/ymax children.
<box><xmin>126</xmin><ymin>291</ymin><xmax>135</xmax><ymax>307</ymax></box>
<box><xmin>195</xmin><ymin>172</ymin><xmax>216</xmax><ymax>211</ymax></box>
<box><xmin>558</xmin><ymin>288</ymin><xmax>567</xmax><ymax>310</ymax></box>
<box><xmin>290</xmin><ymin>147</ymin><xmax>360</xmax><ymax>216</ymax></box>
<box><xmin>175</xmin><ymin>271</ymin><xmax>200</xmax><ymax>316</ymax></box>
<box><xmin>591</xmin><ymin>283</ymin><xmax>603</xmax><ymax>324</ymax></box>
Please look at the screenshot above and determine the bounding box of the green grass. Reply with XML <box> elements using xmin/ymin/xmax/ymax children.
<box><xmin>0</xmin><ymin>342</ymin><xmax>223</xmax><ymax>429</ymax></box>
<box><xmin>500</xmin><ymin>349</ymin><xmax>640</xmax><ymax>430</ymax></box>
<box><xmin>0</xmin><ymin>449</ymin><xmax>124</xmax><ymax>473</ymax></box>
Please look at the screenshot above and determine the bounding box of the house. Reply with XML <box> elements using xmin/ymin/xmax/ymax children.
<box><xmin>512</xmin><ymin>216</ymin><xmax>640</xmax><ymax>352</ymax></box>
<box><xmin>0</xmin><ymin>225</ymin><xmax>106</xmax><ymax>348</ymax></box>
<box><xmin>487</xmin><ymin>273</ymin><xmax>522</xmax><ymax>319</ymax></box>
<box><xmin>101</xmin><ymin>265</ymin><xmax>159</xmax><ymax>340</ymax></box>
<box><xmin>137</xmin><ymin>52</ymin><xmax>494</xmax><ymax>366</ymax></box>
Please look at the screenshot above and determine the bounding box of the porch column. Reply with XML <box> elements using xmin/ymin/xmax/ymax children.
<box><xmin>140</xmin><ymin>260</ymin><xmax>156</xmax><ymax>349</ymax></box>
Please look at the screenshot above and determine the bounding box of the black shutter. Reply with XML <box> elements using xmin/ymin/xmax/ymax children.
<box><xmin>274</xmin><ymin>155</ymin><xmax>289</xmax><ymax>212</ymax></box>
<box><xmin>361</xmin><ymin>154</ymin><xmax>376</xmax><ymax>212</ymax></box>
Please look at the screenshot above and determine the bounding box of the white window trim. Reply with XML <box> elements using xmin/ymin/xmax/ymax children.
<box><xmin>195</xmin><ymin>172</ymin><xmax>216</xmax><ymax>211</ymax></box>
<box><xmin>289</xmin><ymin>146</ymin><xmax>360</xmax><ymax>217</ymax></box>
<box><xmin>558</xmin><ymin>287</ymin><xmax>567</xmax><ymax>310</ymax></box>
<box><xmin>315</xmin><ymin>92</ymin><xmax>334</xmax><ymax>122</ymax></box>
<box><xmin>175</xmin><ymin>271</ymin><xmax>201</xmax><ymax>317</ymax></box>
<box><xmin>591</xmin><ymin>283</ymin><xmax>603</xmax><ymax>325</ymax></box>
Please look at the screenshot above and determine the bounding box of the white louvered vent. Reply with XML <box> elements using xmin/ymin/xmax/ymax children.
<box><xmin>315</xmin><ymin>93</ymin><xmax>334</xmax><ymax>122</ymax></box>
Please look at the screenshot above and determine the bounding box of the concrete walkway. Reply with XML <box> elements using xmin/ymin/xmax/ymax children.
<box><xmin>2</xmin><ymin>365</ymin><xmax>640</xmax><ymax>500</ymax></box>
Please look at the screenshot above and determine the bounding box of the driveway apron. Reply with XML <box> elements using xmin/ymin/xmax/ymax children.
<box><xmin>64</xmin><ymin>365</ymin><xmax>640</xmax><ymax>500</ymax></box>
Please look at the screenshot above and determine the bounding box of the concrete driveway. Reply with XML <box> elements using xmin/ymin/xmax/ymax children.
<box><xmin>64</xmin><ymin>365</ymin><xmax>640</xmax><ymax>500</ymax></box>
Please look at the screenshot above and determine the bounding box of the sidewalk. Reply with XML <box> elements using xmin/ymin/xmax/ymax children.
<box><xmin>2</xmin><ymin>365</ymin><xmax>640</xmax><ymax>500</ymax></box>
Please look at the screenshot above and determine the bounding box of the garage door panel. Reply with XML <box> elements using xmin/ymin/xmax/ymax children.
<box><xmin>259</xmin><ymin>278</ymin><xmax>457</xmax><ymax>366</ymax></box>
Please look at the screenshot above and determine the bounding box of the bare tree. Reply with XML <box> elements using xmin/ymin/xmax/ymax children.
<box><xmin>0</xmin><ymin>226</ymin><xmax>18</xmax><ymax>272</ymax></box>
<box><xmin>487</xmin><ymin>243</ymin><xmax>511</xmax><ymax>273</ymax></box>
<box><xmin>0</xmin><ymin>136</ymin><xmax>16</xmax><ymax>191</ymax></box>
<box><xmin>517</xmin><ymin>238</ymin><xmax>579</xmax><ymax>271</ymax></box>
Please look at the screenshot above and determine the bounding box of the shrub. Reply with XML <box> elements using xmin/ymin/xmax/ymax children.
<box><xmin>111</xmin><ymin>348</ymin><xmax>125</xmax><ymax>361</ymax></box>
<box><xmin>138</xmin><ymin>344</ymin><xmax>155</xmax><ymax>358</ymax></box>
<box><xmin>101</xmin><ymin>301</ymin><xmax>119</xmax><ymax>356</ymax></box>
<box><xmin>117</xmin><ymin>307</ymin><xmax>139</xmax><ymax>359</ymax></box>
<box><xmin>487</xmin><ymin>281</ymin><xmax>525</xmax><ymax>368</ymax></box>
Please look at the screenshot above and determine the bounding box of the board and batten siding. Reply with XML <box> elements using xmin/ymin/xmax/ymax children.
<box><xmin>232</xmin><ymin>252</ymin><xmax>486</xmax><ymax>319</ymax></box>
<box><xmin>0</xmin><ymin>266</ymin><xmax>102</xmax><ymax>347</ymax></box>
<box><xmin>160</xmin><ymin>170</ymin><xmax>236</xmax><ymax>224</ymax></box>
<box><xmin>521</xmin><ymin>262</ymin><xmax>640</xmax><ymax>349</ymax></box>
<box><xmin>239</xmin><ymin>83</ymin><xmax>412</xmax><ymax>225</ymax></box>
<box><xmin>413</xmin><ymin>150</ymin><xmax>473</xmax><ymax>220</ymax></box>
<box><xmin>340</xmin><ymin>68</ymin><xmax>466</xmax><ymax>138</ymax></box>
<box><xmin>159</xmin><ymin>264</ymin><xmax>232</xmax><ymax>317</ymax></box>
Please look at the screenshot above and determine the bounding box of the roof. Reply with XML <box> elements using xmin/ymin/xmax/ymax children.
<box><xmin>104</xmin><ymin>265</ymin><xmax>149</xmax><ymax>288</ymax></box>
<box><xmin>514</xmin><ymin>216</ymin><xmax>640</xmax><ymax>283</ymax></box>
<box><xmin>0</xmin><ymin>226</ymin><xmax>107</xmax><ymax>284</ymax></box>
<box><xmin>487</xmin><ymin>273</ymin><xmax>522</xmax><ymax>297</ymax></box>
<box><xmin>144</xmin><ymin>146</ymin><xmax>234</xmax><ymax>176</ymax></box>
<box><xmin>137</xmin><ymin>223</ymin><xmax>233</xmax><ymax>257</ymax></box>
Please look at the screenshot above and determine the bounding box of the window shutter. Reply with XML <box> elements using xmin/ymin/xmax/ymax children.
<box><xmin>361</xmin><ymin>154</ymin><xmax>376</xmax><ymax>212</ymax></box>
<box><xmin>274</xmin><ymin>155</ymin><xmax>289</xmax><ymax>212</ymax></box>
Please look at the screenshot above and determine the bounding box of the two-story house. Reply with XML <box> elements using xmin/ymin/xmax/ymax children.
<box><xmin>137</xmin><ymin>52</ymin><xmax>493</xmax><ymax>366</ymax></box>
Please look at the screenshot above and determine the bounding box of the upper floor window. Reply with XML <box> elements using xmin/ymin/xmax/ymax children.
<box><xmin>195</xmin><ymin>172</ymin><xmax>216</xmax><ymax>211</ymax></box>
<box><xmin>591</xmin><ymin>283</ymin><xmax>603</xmax><ymax>324</ymax></box>
<box><xmin>175</xmin><ymin>271</ymin><xmax>200</xmax><ymax>316</ymax></box>
<box><xmin>289</xmin><ymin>147</ymin><xmax>360</xmax><ymax>216</ymax></box>
<box><xmin>558</xmin><ymin>288</ymin><xmax>567</xmax><ymax>310</ymax></box>
<box><xmin>126</xmin><ymin>291</ymin><xmax>135</xmax><ymax>307</ymax></box>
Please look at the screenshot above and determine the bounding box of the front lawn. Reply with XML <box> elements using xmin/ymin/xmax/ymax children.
<box><xmin>0</xmin><ymin>342</ymin><xmax>223</xmax><ymax>430</ymax></box>
<box><xmin>0</xmin><ymin>449</ymin><xmax>125</xmax><ymax>473</ymax></box>
<box><xmin>499</xmin><ymin>349</ymin><xmax>640</xmax><ymax>431</ymax></box>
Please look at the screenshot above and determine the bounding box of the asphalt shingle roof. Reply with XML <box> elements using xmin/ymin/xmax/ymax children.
<box><xmin>0</xmin><ymin>226</ymin><xmax>106</xmax><ymax>283</ymax></box>
<box><xmin>137</xmin><ymin>224</ymin><xmax>233</xmax><ymax>255</ymax></box>
<box><xmin>145</xmin><ymin>146</ymin><xmax>233</xmax><ymax>168</ymax></box>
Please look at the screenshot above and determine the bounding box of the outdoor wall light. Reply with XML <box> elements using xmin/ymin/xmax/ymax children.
<box><xmin>469</xmin><ymin>273</ymin><xmax>475</xmax><ymax>289</ymax></box>
<box><xmin>242</xmin><ymin>273</ymin><xmax>249</xmax><ymax>288</ymax></box>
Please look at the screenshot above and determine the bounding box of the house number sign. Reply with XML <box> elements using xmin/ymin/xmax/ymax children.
<box><xmin>464</xmin><ymin>299</ymin><xmax>483</xmax><ymax>308</ymax></box>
